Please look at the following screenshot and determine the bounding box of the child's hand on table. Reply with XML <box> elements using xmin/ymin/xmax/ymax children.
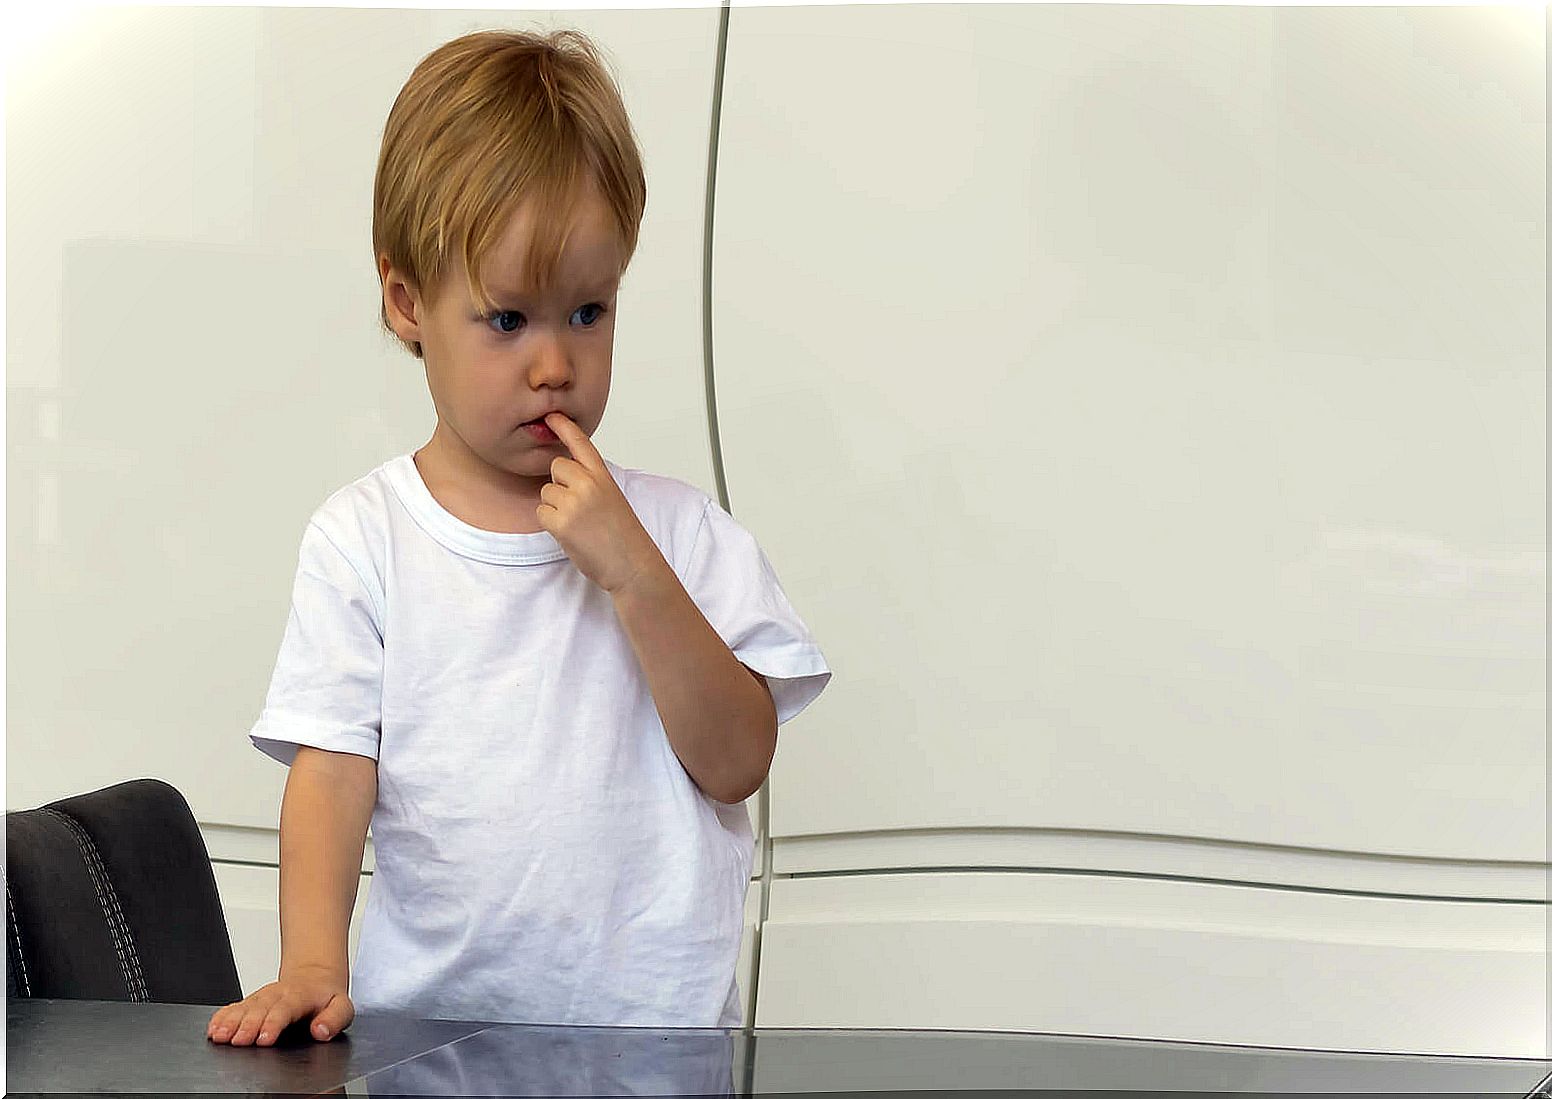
<box><xmin>205</xmin><ymin>964</ymin><xmax>354</xmax><ymax>1046</ymax></box>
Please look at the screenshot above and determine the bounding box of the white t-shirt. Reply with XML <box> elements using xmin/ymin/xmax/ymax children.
<box><xmin>248</xmin><ymin>452</ymin><xmax>832</xmax><ymax>1029</ymax></box>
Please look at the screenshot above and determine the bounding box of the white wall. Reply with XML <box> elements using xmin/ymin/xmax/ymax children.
<box><xmin>6</xmin><ymin>3</ymin><xmax>1545</xmax><ymax>1057</ymax></box>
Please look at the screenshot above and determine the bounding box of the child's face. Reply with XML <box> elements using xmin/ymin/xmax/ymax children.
<box><xmin>381</xmin><ymin>174</ymin><xmax>624</xmax><ymax>492</ymax></box>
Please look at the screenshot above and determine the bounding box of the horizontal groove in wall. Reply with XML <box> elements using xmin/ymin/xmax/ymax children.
<box><xmin>207</xmin><ymin>855</ymin><xmax>1542</xmax><ymax>910</ymax></box>
<box><xmin>203</xmin><ymin>822</ymin><xmax>1547</xmax><ymax>903</ymax></box>
<box><xmin>201</xmin><ymin>822</ymin><xmax>376</xmax><ymax>870</ymax></box>
<box><xmin>773</xmin><ymin>828</ymin><xmax>1548</xmax><ymax>903</ymax></box>
<box><xmin>212</xmin><ymin>855</ymin><xmax>369</xmax><ymax>876</ymax></box>
<box><xmin>774</xmin><ymin>863</ymin><xmax>1543</xmax><ymax>906</ymax></box>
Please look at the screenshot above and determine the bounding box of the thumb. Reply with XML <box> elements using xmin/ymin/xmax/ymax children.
<box><xmin>311</xmin><ymin>993</ymin><xmax>355</xmax><ymax>1041</ymax></box>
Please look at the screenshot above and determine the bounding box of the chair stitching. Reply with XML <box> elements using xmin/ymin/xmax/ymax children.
<box><xmin>39</xmin><ymin>808</ymin><xmax>150</xmax><ymax>1001</ymax></box>
<box><xmin>5</xmin><ymin>881</ymin><xmax>33</xmax><ymax>996</ymax></box>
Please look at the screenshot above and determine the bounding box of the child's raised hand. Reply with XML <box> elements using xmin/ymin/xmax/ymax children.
<box><xmin>536</xmin><ymin>411</ymin><xmax>668</xmax><ymax>596</ymax></box>
<box><xmin>205</xmin><ymin>964</ymin><xmax>354</xmax><ymax>1046</ymax></box>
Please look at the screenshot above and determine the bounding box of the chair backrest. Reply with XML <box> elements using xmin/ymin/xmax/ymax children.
<box><xmin>5</xmin><ymin>777</ymin><xmax>243</xmax><ymax>1005</ymax></box>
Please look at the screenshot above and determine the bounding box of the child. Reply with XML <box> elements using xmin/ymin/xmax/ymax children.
<box><xmin>206</xmin><ymin>28</ymin><xmax>831</xmax><ymax>1044</ymax></box>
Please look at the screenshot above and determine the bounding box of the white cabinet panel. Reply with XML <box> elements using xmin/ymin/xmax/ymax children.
<box><xmin>754</xmin><ymin>871</ymin><xmax>1548</xmax><ymax>1058</ymax></box>
<box><xmin>713</xmin><ymin>6</ymin><xmax>1545</xmax><ymax>865</ymax></box>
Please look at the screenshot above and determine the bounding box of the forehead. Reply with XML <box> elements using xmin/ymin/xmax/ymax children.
<box><xmin>483</xmin><ymin>197</ymin><xmax>623</xmax><ymax>297</ymax></box>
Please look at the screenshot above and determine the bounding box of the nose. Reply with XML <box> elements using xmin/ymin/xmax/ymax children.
<box><xmin>524</xmin><ymin>330</ymin><xmax>575</xmax><ymax>386</ymax></box>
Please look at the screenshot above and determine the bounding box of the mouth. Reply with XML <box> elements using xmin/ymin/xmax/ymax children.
<box><xmin>520</xmin><ymin>419</ymin><xmax>560</xmax><ymax>442</ymax></box>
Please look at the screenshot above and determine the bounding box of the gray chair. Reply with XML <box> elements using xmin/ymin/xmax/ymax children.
<box><xmin>5</xmin><ymin>778</ymin><xmax>243</xmax><ymax>1005</ymax></box>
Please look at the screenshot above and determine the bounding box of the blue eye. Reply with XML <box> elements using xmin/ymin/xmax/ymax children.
<box><xmin>486</xmin><ymin>303</ymin><xmax>608</xmax><ymax>334</ymax></box>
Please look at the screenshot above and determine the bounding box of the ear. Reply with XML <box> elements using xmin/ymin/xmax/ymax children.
<box><xmin>379</xmin><ymin>254</ymin><xmax>424</xmax><ymax>343</ymax></box>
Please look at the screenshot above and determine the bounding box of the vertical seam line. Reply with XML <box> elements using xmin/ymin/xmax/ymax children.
<box><xmin>39</xmin><ymin>808</ymin><xmax>149</xmax><ymax>1001</ymax></box>
<box><xmin>5</xmin><ymin>880</ymin><xmax>33</xmax><ymax>996</ymax></box>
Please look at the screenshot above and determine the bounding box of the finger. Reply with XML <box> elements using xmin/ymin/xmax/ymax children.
<box><xmin>230</xmin><ymin>1001</ymin><xmax>275</xmax><ymax>1046</ymax></box>
<box><xmin>208</xmin><ymin>1002</ymin><xmax>243</xmax><ymax>1041</ymax></box>
<box><xmin>255</xmin><ymin>1001</ymin><xmax>300</xmax><ymax>1046</ymax></box>
<box><xmin>544</xmin><ymin>412</ymin><xmax>601</xmax><ymax>469</ymax></box>
<box><xmin>311</xmin><ymin>994</ymin><xmax>354</xmax><ymax>1040</ymax></box>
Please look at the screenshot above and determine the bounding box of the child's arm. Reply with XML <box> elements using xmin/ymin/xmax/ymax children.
<box><xmin>207</xmin><ymin>745</ymin><xmax>376</xmax><ymax>1046</ymax></box>
<box><xmin>278</xmin><ymin>745</ymin><xmax>378</xmax><ymax>980</ymax></box>
<box><xmin>611</xmin><ymin>562</ymin><xmax>777</xmax><ymax>805</ymax></box>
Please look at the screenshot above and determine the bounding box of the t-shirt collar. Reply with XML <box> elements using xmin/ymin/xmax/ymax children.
<box><xmin>383</xmin><ymin>452</ymin><xmax>573</xmax><ymax>566</ymax></box>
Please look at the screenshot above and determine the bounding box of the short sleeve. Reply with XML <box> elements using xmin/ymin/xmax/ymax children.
<box><xmin>679</xmin><ymin>497</ymin><xmax>832</xmax><ymax>727</ymax></box>
<box><xmin>249</xmin><ymin>520</ymin><xmax>384</xmax><ymax>766</ymax></box>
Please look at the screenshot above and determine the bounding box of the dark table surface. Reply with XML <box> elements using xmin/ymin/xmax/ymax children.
<box><xmin>7</xmin><ymin>998</ymin><xmax>1551</xmax><ymax>1097</ymax></box>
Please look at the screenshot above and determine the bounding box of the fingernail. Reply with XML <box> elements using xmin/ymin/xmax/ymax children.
<box><xmin>259</xmin><ymin>1031</ymin><xmax>271</xmax><ymax>1042</ymax></box>
<box><xmin>316</xmin><ymin>1025</ymin><xmax>329</xmax><ymax>1038</ymax></box>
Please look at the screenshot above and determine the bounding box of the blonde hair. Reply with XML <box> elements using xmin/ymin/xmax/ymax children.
<box><xmin>372</xmin><ymin>28</ymin><xmax>648</xmax><ymax>358</ymax></box>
